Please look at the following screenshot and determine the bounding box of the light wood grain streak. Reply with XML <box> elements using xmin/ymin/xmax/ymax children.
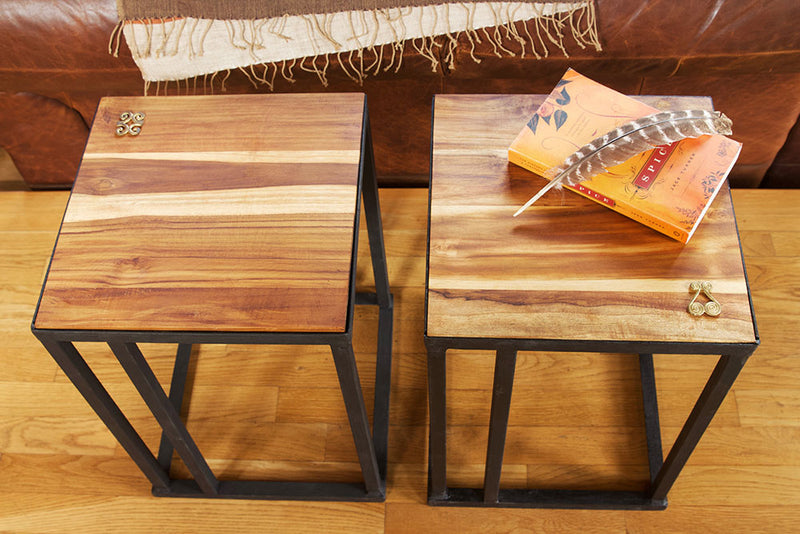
<box><xmin>63</xmin><ymin>186</ymin><xmax>356</xmax><ymax>223</ymax></box>
<box><xmin>428</xmin><ymin>276</ymin><xmax>748</xmax><ymax>293</ymax></box>
<box><xmin>82</xmin><ymin>150</ymin><xmax>361</xmax><ymax>164</ymax></box>
<box><xmin>427</xmin><ymin>290</ymin><xmax>755</xmax><ymax>343</ymax></box>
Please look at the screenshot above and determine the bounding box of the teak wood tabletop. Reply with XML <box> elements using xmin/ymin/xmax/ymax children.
<box><xmin>427</xmin><ymin>94</ymin><xmax>756</xmax><ymax>346</ymax></box>
<box><xmin>33</xmin><ymin>94</ymin><xmax>364</xmax><ymax>333</ymax></box>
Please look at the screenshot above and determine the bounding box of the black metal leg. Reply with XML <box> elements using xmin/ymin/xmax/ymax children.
<box><xmin>372</xmin><ymin>303</ymin><xmax>393</xmax><ymax>481</ymax></box>
<box><xmin>156</xmin><ymin>343</ymin><xmax>194</xmax><ymax>471</ymax></box>
<box><xmin>427</xmin><ymin>343</ymin><xmax>448</xmax><ymax>501</ymax></box>
<box><xmin>423</xmin><ymin>345</ymin><xmax>751</xmax><ymax>510</ymax></box>
<box><xmin>638</xmin><ymin>354</ymin><xmax>664</xmax><ymax>485</ymax></box>
<box><xmin>483</xmin><ymin>347</ymin><xmax>517</xmax><ymax>504</ymax></box>
<box><xmin>360</xmin><ymin>110</ymin><xmax>392</xmax><ymax>309</ymax></box>
<box><xmin>650</xmin><ymin>353</ymin><xmax>749</xmax><ymax>501</ymax></box>
<box><xmin>108</xmin><ymin>341</ymin><xmax>219</xmax><ymax>496</ymax></box>
<box><xmin>358</xmin><ymin>105</ymin><xmax>394</xmax><ymax>483</ymax></box>
<box><xmin>37</xmin><ymin>336</ymin><xmax>170</xmax><ymax>490</ymax></box>
<box><xmin>330</xmin><ymin>340</ymin><xmax>383</xmax><ymax>497</ymax></box>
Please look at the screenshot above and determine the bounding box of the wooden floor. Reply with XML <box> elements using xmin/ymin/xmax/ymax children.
<box><xmin>1</xmin><ymin>187</ymin><xmax>798</xmax><ymax>532</ymax></box>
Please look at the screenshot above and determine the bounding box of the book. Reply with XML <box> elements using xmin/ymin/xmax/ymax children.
<box><xmin>508</xmin><ymin>68</ymin><xmax>742</xmax><ymax>243</ymax></box>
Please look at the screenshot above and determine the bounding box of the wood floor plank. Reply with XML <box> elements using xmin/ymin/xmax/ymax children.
<box><xmin>181</xmin><ymin>385</ymin><xmax>279</xmax><ymax>425</ymax></box>
<box><xmin>51</xmin><ymin>342</ymin><xmax>210</xmax><ymax>385</ymax></box>
<box><xmin>735</xmin><ymin>389</ymin><xmax>800</xmax><ymax>426</ymax></box>
<box><xmin>385</xmin><ymin>503</ymin><xmax>628</xmax><ymax>533</ymax></box>
<box><xmin>276</xmin><ymin>387</ymin><xmax>373</xmax><ymax>425</ymax></box>
<box><xmin>373</xmin><ymin>423</ymin><xmax>800</xmax><ymax>481</ymax></box>
<box><xmin>0</xmin><ymin>232</ymin><xmax>58</xmax><ymax>286</ymax></box>
<box><xmin>0</xmin><ymin>453</ymin><xmax>151</xmax><ymax>496</ymax></box>
<box><xmin>168</xmin><ymin>458</ymin><xmax>364</xmax><ymax>484</ymax></box>
<box><xmin>770</xmin><ymin>231</ymin><xmax>800</xmax><ymax>256</ymax></box>
<box><xmin>0</xmin><ymin>492</ymin><xmax>384</xmax><ymax>534</ymax></box>
<box><xmin>738</xmin><ymin>230</ymin><xmax>777</xmax><ymax>257</ymax></box>
<box><xmin>746</xmin><ymin>256</ymin><xmax>800</xmax><ymax>306</ymax></box>
<box><xmin>731</xmin><ymin>190</ymin><xmax>800</xmax><ymax>232</ymax></box>
<box><xmin>0</xmin><ymin>416</ymin><xmax>118</xmax><ymax>456</ymax></box>
<box><xmin>384</xmin><ymin>463</ymin><xmax>427</xmax><ymax>503</ymax></box>
<box><xmin>445</xmin><ymin>425</ymin><xmax>650</xmax><ymax>466</ymax></box>
<box><xmin>667</xmin><ymin>465</ymin><xmax>800</xmax><ymax>505</ymax></box>
<box><xmin>206</xmin><ymin>345</ymin><xmax>381</xmax><ymax>390</ymax></box>
<box><xmin>0</xmin><ymin>330</ymin><xmax>59</xmax><ymax>383</ymax></box>
<box><xmin>624</xmin><ymin>504</ymin><xmax>800</xmax><ymax>534</ymax></box>
<box><xmin>444</xmin><ymin>463</ymin><xmax>530</xmax><ymax>490</ymax></box>
<box><xmin>526</xmin><ymin>464</ymin><xmax>650</xmax><ymax>492</ymax></box>
<box><xmin>721</xmin><ymin>317</ymin><xmax>800</xmax><ymax>388</ymax></box>
<box><xmin>0</xmin><ymin>191</ymin><xmax>69</xmax><ymax>230</ymax></box>
<box><xmin>0</xmin><ymin>382</ymin><xmax>105</xmax><ymax>418</ymax></box>
<box><xmin>659</xmin><ymin>425</ymin><xmax>800</xmax><ymax>466</ymax></box>
<box><xmin>176</xmin><ymin>422</ymin><xmax>327</xmax><ymax>462</ymax></box>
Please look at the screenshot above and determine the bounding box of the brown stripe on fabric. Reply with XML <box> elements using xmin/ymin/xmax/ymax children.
<box><xmin>118</xmin><ymin>0</ymin><xmax>462</xmax><ymax>20</ymax></box>
<box><xmin>73</xmin><ymin>160</ymin><xmax>359</xmax><ymax>195</ymax></box>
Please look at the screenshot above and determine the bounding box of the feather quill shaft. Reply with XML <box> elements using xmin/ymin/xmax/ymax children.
<box><xmin>513</xmin><ymin>110</ymin><xmax>733</xmax><ymax>217</ymax></box>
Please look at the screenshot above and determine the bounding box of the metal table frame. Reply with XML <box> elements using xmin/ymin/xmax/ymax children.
<box><xmin>424</xmin><ymin>335</ymin><xmax>758</xmax><ymax>510</ymax></box>
<box><xmin>423</xmin><ymin>93</ymin><xmax>760</xmax><ymax>510</ymax></box>
<box><xmin>32</xmin><ymin>107</ymin><xmax>394</xmax><ymax>502</ymax></box>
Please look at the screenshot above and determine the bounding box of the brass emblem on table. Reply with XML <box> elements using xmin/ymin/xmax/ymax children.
<box><xmin>115</xmin><ymin>111</ymin><xmax>145</xmax><ymax>136</ymax></box>
<box><xmin>688</xmin><ymin>281</ymin><xmax>721</xmax><ymax>317</ymax></box>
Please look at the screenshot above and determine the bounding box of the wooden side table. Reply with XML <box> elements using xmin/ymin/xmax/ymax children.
<box><xmin>32</xmin><ymin>94</ymin><xmax>393</xmax><ymax>501</ymax></box>
<box><xmin>425</xmin><ymin>95</ymin><xmax>759</xmax><ymax>509</ymax></box>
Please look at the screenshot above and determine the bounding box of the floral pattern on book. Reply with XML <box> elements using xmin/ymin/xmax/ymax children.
<box><xmin>527</xmin><ymin>79</ymin><xmax>572</xmax><ymax>134</ymax></box>
<box><xmin>676</xmin><ymin>206</ymin><xmax>701</xmax><ymax>226</ymax></box>
<box><xmin>702</xmin><ymin>170</ymin><xmax>724</xmax><ymax>196</ymax></box>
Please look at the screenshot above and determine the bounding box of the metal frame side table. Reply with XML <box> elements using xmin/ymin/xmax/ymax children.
<box><xmin>424</xmin><ymin>94</ymin><xmax>759</xmax><ymax>510</ymax></box>
<box><xmin>32</xmin><ymin>94</ymin><xmax>393</xmax><ymax>501</ymax></box>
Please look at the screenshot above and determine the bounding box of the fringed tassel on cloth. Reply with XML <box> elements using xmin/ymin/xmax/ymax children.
<box><xmin>110</xmin><ymin>1</ymin><xmax>602</xmax><ymax>94</ymax></box>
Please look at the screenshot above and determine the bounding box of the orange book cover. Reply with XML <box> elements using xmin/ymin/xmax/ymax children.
<box><xmin>508</xmin><ymin>68</ymin><xmax>742</xmax><ymax>243</ymax></box>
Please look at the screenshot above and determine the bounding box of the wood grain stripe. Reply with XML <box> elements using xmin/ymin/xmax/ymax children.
<box><xmin>73</xmin><ymin>161</ymin><xmax>358</xmax><ymax>195</ymax></box>
<box><xmin>427</xmin><ymin>289</ymin><xmax>755</xmax><ymax>343</ymax></box>
<box><xmin>82</xmin><ymin>151</ymin><xmax>361</xmax><ymax>164</ymax></box>
<box><xmin>63</xmin><ymin>185</ymin><xmax>357</xmax><ymax>223</ymax></box>
<box><xmin>427</xmin><ymin>277</ymin><xmax>749</xmax><ymax>294</ymax></box>
<box><xmin>36</xmin><ymin>287</ymin><xmax>348</xmax><ymax>332</ymax></box>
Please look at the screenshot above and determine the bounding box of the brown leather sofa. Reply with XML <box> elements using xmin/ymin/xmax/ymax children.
<box><xmin>1</xmin><ymin>0</ymin><xmax>799</xmax><ymax>189</ymax></box>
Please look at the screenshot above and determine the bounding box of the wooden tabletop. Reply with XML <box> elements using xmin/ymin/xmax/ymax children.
<box><xmin>34</xmin><ymin>94</ymin><xmax>365</xmax><ymax>333</ymax></box>
<box><xmin>427</xmin><ymin>94</ymin><xmax>757</xmax><ymax>345</ymax></box>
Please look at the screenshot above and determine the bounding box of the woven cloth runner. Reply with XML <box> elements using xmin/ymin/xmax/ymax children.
<box><xmin>112</xmin><ymin>1</ymin><xmax>602</xmax><ymax>91</ymax></box>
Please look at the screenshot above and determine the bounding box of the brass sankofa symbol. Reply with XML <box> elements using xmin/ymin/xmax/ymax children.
<box><xmin>688</xmin><ymin>281</ymin><xmax>721</xmax><ymax>317</ymax></box>
<box><xmin>115</xmin><ymin>111</ymin><xmax>145</xmax><ymax>136</ymax></box>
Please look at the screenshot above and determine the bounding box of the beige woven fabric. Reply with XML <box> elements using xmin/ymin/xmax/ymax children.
<box><xmin>111</xmin><ymin>1</ymin><xmax>601</xmax><ymax>90</ymax></box>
